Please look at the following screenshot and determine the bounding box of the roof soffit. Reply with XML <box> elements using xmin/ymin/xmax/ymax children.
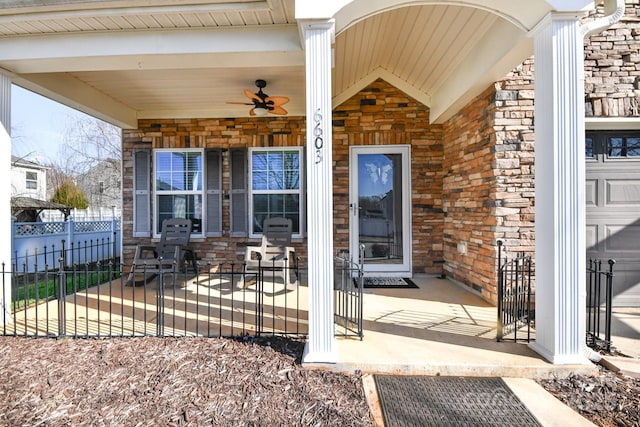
<box><xmin>332</xmin><ymin>4</ymin><xmax>536</xmax><ymax>123</ymax></box>
<box><xmin>323</xmin><ymin>0</ymin><xmax>556</xmax><ymax>34</ymax></box>
<box><xmin>0</xmin><ymin>25</ymin><xmax>303</xmax><ymax>73</ymax></box>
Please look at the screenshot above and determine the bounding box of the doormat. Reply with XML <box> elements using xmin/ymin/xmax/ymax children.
<box><xmin>354</xmin><ymin>277</ymin><xmax>418</xmax><ymax>288</ymax></box>
<box><xmin>374</xmin><ymin>375</ymin><xmax>542</xmax><ymax>427</ymax></box>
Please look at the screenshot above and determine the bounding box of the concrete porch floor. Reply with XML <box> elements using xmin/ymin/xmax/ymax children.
<box><xmin>9</xmin><ymin>272</ymin><xmax>634</xmax><ymax>380</ymax></box>
<box><xmin>329</xmin><ymin>276</ymin><xmax>598</xmax><ymax>379</ymax></box>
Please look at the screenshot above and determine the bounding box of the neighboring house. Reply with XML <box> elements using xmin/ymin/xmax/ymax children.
<box><xmin>10</xmin><ymin>156</ymin><xmax>47</xmax><ymax>201</ymax></box>
<box><xmin>10</xmin><ymin>156</ymin><xmax>49</xmax><ymax>222</ymax></box>
<box><xmin>0</xmin><ymin>0</ymin><xmax>634</xmax><ymax>364</ymax></box>
<box><xmin>76</xmin><ymin>158</ymin><xmax>122</xmax><ymax>213</ymax></box>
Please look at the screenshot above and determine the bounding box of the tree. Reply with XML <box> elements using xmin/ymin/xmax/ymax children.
<box><xmin>51</xmin><ymin>179</ymin><xmax>89</xmax><ymax>209</ymax></box>
<box><xmin>61</xmin><ymin>113</ymin><xmax>121</xmax><ymax>175</ymax></box>
<box><xmin>59</xmin><ymin>114</ymin><xmax>122</xmax><ymax>210</ymax></box>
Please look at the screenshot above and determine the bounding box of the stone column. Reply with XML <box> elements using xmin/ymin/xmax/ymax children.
<box><xmin>0</xmin><ymin>72</ymin><xmax>12</xmax><ymax>324</ymax></box>
<box><xmin>300</xmin><ymin>20</ymin><xmax>338</xmax><ymax>363</ymax></box>
<box><xmin>530</xmin><ymin>13</ymin><xmax>588</xmax><ymax>364</ymax></box>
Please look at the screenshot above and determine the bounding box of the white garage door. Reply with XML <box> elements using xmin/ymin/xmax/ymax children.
<box><xmin>586</xmin><ymin>131</ymin><xmax>640</xmax><ymax>307</ymax></box>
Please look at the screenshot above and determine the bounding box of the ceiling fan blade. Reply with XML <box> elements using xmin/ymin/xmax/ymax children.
<box><xmin>265</xmin><ymin>96</ymin><xmax>289</xmax><ymax>106</ymax></box>
<box><xmin>244</xmin><ymin>89</ymin><xmax>261</xmax><ymax>102</ymax></box>
<box><xmin>270</xmin><ymin>106</ymin><xmax>288</xmax><ymax>115</ymax></box>
<box><xmin>226</xmin><ymin>101</ymin><xmax>254</xmax><ymax>105</ymax></box>
<box><xmin>249</xmin><ymin>108</ymin><xmax>256</xmax><ymax>116</ymax></box>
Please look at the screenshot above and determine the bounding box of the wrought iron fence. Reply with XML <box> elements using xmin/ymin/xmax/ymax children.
<box><xmin>586</xmin><ymin>258</ymin><xmax>615</xmax><ymax>352</ymax></box>
<box><xmin>333</xmin><ymin>246</ymin><xmax>364</xmax><ymax>340</ymax></box>
<box><xmin>1</xmin><ymin>258</ymin><xmax>306</xmax><ymax>339</ymax></box>
<box><xmin>496</xmin><ymin>241</ymin><xmax>533</xmax><ymax>342</ymax></box>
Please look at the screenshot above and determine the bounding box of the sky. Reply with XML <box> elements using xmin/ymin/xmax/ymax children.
<box><xmin>10</xmin><ymin>84</ymin><xmax>85</xmax><ymax>163</ymax></box>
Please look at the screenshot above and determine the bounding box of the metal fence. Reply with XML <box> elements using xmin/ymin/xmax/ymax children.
<box><xmin>333</xmin><ymin>246</ymin><xmax>364</xmax><ymax>340</ymax></box>
<box><xmin>586</xmin><ymin>258</ymin><xmax>615</xmax><ymax>352</ymax></box>
<box><xmin>1</xmin><ymin>259</ymin><xmax>306</xmax><ymax>339</ymax></box>
<box><xmin>496</xmin><ymin>241</ymin><xmax>533</xmax><ymax>342</ymax></box>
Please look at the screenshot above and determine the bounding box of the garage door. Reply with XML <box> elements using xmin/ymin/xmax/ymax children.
<box><xmin>586</xmin><ymin>131</ymin><xmax>640</xmax><ymax>307</ymax></box>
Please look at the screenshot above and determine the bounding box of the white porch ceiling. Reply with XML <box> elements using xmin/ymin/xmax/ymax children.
<box><xmin>0</xmin><ymin>0</ymin><xmax>543</xmax><ymax>128</ymax></box>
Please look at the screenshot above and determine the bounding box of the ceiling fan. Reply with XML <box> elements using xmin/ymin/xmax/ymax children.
<box><xmin>226</xmin><ymin>79</ymin><xmax>289</xmax><ymax>116</ymax></box>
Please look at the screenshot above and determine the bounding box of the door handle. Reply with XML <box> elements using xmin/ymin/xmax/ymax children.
<box><xmin>349</xmin><ymin>202</ymin><xmax>358</xmax><ymax>216</ymax></box>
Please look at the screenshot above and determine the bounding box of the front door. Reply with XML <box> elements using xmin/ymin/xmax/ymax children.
<box><xmin>349</xmin><ymin>145</ymin><xmax>412</xmax><ymax>275</ymax></box>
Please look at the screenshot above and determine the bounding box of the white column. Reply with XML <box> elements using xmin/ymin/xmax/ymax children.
<box><xmin>301</xmin><ymin>20</ymin><xmax>338</xmax><ymax>363</ymax></box>
<box><xmin>530</xmin><ymin>13</ymin><xmax>588</xmax><ymax>364</ymax></box>
<box><xmin>0</xmin><ymin>72</ymin><xmax>12</xmax><ymax>324</ymax></box>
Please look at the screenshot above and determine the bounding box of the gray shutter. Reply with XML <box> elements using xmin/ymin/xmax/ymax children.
<box><xmin>133</xmin><ymin>149</ymin><xmax>151</xmax><ymax>237</ymax></box>
<box><xmin>206</xmin><ymin>150</ymin><xmax>222</xmax><ymax>235</ymax></box>
<box><xmin>230</xmin><ymin>149</ymin><xmax>247</xmax><ymax>235</ymax></box>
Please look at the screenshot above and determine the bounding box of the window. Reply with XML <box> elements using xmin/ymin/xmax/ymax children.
<box><xmin>585</xmin><ymin>136</ymin><xmax>595</xmax><ymax>158</ymax></box>
<box><xmin>148</xmin><ymin>149</ymin><xmax>222</xmax><ymax>238</ymax></box>
<box><xmin>155</xmin><ymin>150</ymin><xmax>203</xmax><ymax>235</ymax></box>
<box><xmin>586</xmin><ymin>130</ymin><xmax>640</xmax><ymax>161</ymax></box>
<box><xmin>25</xmin><ymin>171</ymin><xmax>37</xmax><ymax>190</ymax></box>
<box><xmin>249</xmin><ymin>148</ymin><xmax>303</xmax><ymax>237</ymax></box>
<box><xmin>607</xmin><ymin>136</ymin><xmax>640</xmax><ymax>157</ymax></box>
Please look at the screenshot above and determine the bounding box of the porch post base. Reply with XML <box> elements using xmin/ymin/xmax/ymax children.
<box><xmin>302</xmin><ymin>342</ymin><xmax>339</xmax><ymax>364</ymax></box>
<box><xmin>529</xmin><ymin>341</ymin><xmax>591</xmax><ymax>365</ymax></box>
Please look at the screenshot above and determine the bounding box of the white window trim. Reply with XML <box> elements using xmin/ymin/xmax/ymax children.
<box><xmin>153</xmin><ymin>148</ymin><xmax>206</xmax><ymax>239</ymax></box>
<box><xmin>25</xmin><ymin>171</ymin><xmax>38</xmax><ymax>190</ymax></box>
<box><xmin>248</xmin><ymin>147</ymin><xmax>305</xmax><ymax>239</ymax></box>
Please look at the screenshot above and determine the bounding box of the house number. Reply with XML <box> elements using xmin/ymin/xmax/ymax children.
<box><xmin>313</xmin><ymin>109</ymin><xmax>323</xmax><ymax>164</ymax></box>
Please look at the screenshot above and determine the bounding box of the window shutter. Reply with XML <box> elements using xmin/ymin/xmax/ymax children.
<box><xmin>230</xmin><ymin>149</ymin><xmax>247</xmax><ymax>235</ymax></box>
<box><xmin>206</xmin><ymin>150</ymin><xmax>222</xmax><ymax>235</ymax></box>
<box><xmin>133</xmin><ymin>149</ymin><xmax>151</xmax><ymax>237</ymax></box>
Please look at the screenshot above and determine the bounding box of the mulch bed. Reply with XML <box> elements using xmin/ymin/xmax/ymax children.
<box><xmin>0</xmin><ymin>336</ymin><xmax>373</xmax><ymax>426</ymax></box>
<box><xmin>1</xmin><ymin>335</ymin><xmax>638</xmax><ymax>426</ymax></box>
<box><xmin>538</xmin><ymin>366</ymin><xmax>640</xmax><ymax>427</ymax></box>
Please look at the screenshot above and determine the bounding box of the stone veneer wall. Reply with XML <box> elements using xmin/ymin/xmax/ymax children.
<box><xmin>122</xmin><ymin>117</ymin><xmax>307</xmax><ymax>265</ymax></box>
<box><xmin>332</xmin><ymin>79</ymin><xmax>444</xmax><ymax>274</ymax></box>
<box><xmin>441</xmin><ymin>59</ymin><xmax>535</xmax><ymax>303</ymax></box>
<box><xmin>122</xmin><ymin>79</ymin><xmax>445</xmax><ymax>275</ymax></box>
<box><xmin>584</xmin><ymin>1</ymin><xmax>640</xmax><ymax>117</ymax></box>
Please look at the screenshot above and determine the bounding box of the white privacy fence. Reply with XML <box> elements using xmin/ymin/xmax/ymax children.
<box><xmin>12</xmin><ymin>217</ymin><xmax>121</xmax><ymax>272</ymax></box>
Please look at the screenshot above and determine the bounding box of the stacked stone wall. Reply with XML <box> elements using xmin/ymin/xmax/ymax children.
<box><xmin>122</xmin><ymin>80</ymin><xmax>445</xmax><ymax>275</ymax></box>
<box><xmin>441</xmin><ymin>59</ymin><xmax>535</xmax><ymax>303</ymax></box>
<box><xmin>122</xmin><ymin>117</ymin><xmax>307</xmax><ymax>265</ymax></box>
<box><xmin>332</xmin><ymin>79</ymin><xmax>444</xmax><ymax>274</ymax></box>
<box><xmin>442</xmin><ymin>87</ymin><xmax>497</xmax><ymax>300</ymax></box>
<box><xmin>585</xmin><ymin>1</ymin><xmax>640</xmax><ymax>117</ymax></box>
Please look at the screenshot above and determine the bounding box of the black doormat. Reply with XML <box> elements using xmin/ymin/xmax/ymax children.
<box><xmin>353</xmin><ymin>277</ymin><xmax>418</xmax><ymax>288</ymax></box>
<box><xmin>374</xmin><ymin>375</ymin><xmax>542</xmax><ymax>427</ymax></box>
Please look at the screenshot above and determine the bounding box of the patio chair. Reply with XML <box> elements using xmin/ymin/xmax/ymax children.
<box><xmin>241</xmin><ymin>217</ymin><xmax>296</xmax><ymax>289</ymax></box>
<box><xmin>125</xmin><ymin>218</ymin><xmax>198</xmax><ymax>286</ymax></box>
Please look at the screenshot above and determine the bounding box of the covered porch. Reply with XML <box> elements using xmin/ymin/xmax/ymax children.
<box><xmin>0</xmin><ymin>0</ymin><xmax>626</xmax><ymax>366</ymax></box>
<box><xmin>4</xmin><ymin>266</ymin><xmax>598</xmax><ymax>378</ymax></box>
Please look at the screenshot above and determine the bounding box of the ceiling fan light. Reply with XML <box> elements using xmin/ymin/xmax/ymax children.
<box><xmin>253</xmin><ymin>107</ymin><xmax>268</xmax><ymax>116</ymax></box>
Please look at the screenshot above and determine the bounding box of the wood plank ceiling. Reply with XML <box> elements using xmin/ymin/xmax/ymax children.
<box><xmin>0</xmin><ymin>1</ymin><xmax>509</xmax><ymax>124</ymax></box>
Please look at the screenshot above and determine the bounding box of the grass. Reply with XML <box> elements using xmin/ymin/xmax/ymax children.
<box><xmin>12</xmin><ymin>266</ymin><xmax>122</xmax><ymax>311</ymax></box>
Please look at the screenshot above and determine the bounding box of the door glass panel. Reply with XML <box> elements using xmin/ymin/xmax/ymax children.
<box><xmin>358</xmin><ymin>153</ymin><xmax>403</xmax><ymax>264</ymax></box>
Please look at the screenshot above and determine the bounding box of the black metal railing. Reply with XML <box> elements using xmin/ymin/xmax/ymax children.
<box><xmin>497</xmin><ymin>241</ymin><xmax>533</xmax><ymax>342</ymax></box>
<box><xmin>586</xmin><ymin>258</ymin><xmax>615</xmax><ymax>352</ymax></box>
<box><xmin>1</xmin><ymin>258</ymin><xmax>306</xmax><ymax>339</ymax></box>
<box><xmin>333</xmin><ymin>245</ymin><xmax>364</xmax><ymax>340</ymax></box>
